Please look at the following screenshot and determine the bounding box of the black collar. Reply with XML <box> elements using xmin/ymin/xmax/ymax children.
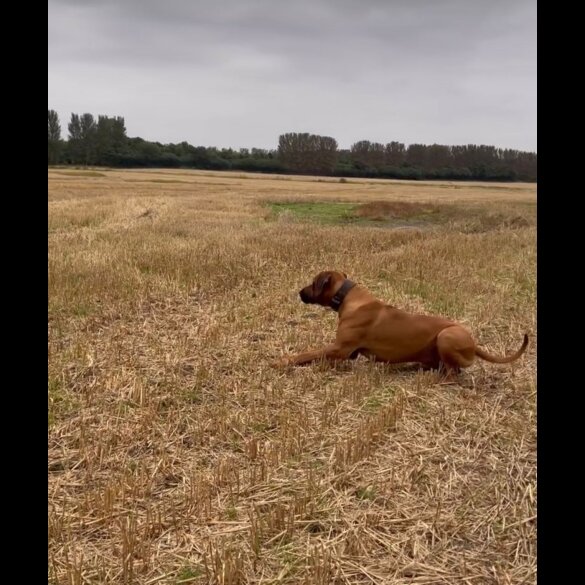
<box><xmin>330</xmin><ymin>279</ymin><xmax>356</xmax><ymax>312</ymax></box>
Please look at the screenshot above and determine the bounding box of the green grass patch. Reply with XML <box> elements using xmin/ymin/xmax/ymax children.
<box><xmin>175</xmin><ymin>565</ymin><xmax>204</xmax><ymax>583</ymax></box>
<box><xmin>224</xmin><ymin>506</ymin><xmax>238</xmax><ymax>520</ymax></box>
<box><xmin>356</xmin><ymin>486</ymin><xmax>377</xmax><ymax>501</ymax></box>
<box><xmin>361</xmin><ymin>385</ymin><xmax>397</xmax><ymax>413</ymax></box>
<box><xmin>269</xmin><ymin>201</ymin><xmax>357</xmax><ymax>224</ymax></box>
<box><xmin>267</xmin><ymin>199</ymin><xmax>535</xmax><ymax>232</ymax></box>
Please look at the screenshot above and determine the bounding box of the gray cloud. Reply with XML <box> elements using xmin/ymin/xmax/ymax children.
<box><xmin>48</xmin><ymin>0</ymin><xmax>536</xmax><ymax>151</ymax></box>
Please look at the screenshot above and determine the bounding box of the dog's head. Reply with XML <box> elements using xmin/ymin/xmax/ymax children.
<box><xmin>299</xmin><ymin>270</ymin><xmax>348</xmax><ymax>307</ymax></box>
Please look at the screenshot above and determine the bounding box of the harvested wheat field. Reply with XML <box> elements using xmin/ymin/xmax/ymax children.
<box><xmin>48</xmin><ymin>168</ymin><xmax>536</xmax><ymax>585</ymax></box>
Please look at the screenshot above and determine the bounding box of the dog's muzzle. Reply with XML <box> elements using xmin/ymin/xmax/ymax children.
<box><xmin>299</xmin><ymin>289</ymin><xmax>310</xmax><ymax>303</ymax></box>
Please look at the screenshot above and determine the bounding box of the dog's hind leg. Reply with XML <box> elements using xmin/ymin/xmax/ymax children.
<box><xmin>436</xmin><ymin>326</ymin><xmax>476</xmax><ymax>381</ymax></box>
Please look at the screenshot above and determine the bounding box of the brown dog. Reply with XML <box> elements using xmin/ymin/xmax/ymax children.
<box><xmin>276</xmin><ymin>270</ymin><xmax>528</xmax><ymax>379</ymax></box>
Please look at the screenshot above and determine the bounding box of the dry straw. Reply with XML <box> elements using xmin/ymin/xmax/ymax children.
<box><xmin>49</xmin><ymin>168</ymin><xmax>536</xmax><ymax>584</ymax></box>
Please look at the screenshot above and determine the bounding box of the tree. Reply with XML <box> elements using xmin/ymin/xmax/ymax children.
<box><xmin>67</xmin><ymin>113</ymin><xmax>97</xmax><ymax>165</ymax></box>
<box><xmin>350</xmin><ymin>140</ymin><xmax>385</xmax><ymax>169</ymax></box>
<box><xmin>385</xmin><ymin>142</ymin><xmax>405</xmax><ymax>167</ymax></box>
<box><xmin>427</xmin><ymin>144</ymin><xmax>451</xmax><ymax>168</ymax></box>
<box><xmin>278</xmin><ymin>133</ymin><xmax>338</xmax><ymax>173</ymax></box>
<box><xmin>66</xmin><ymin>114</ymin><xmax>82</xmax><ymax>163</ymax></box>
<box><xmin>95</xmin><ymin>115</ymin><xmax>127</xmax><ymax>163</ymax></box>
<box><xmin>49</xmin><ymin>107</ymin><xmax>536</xmax><ymax>181</ymax></box>
<box><xmin>48</xmin><ymin>110</ymin><xmax>61</xmax><ymax>164</ymax></box>
<box><xmin>405</xmin><ymin>144</ymin><xmax>428</xmax><ymax>168</ymax></box>
<box><xmin>80</xmin><ymin>113</ymin><xmax>97</xmax><ymax>165</ymax></box>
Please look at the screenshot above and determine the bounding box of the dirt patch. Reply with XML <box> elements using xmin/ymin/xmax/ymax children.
<box><xmin>354</xmin><ymin>201</ymin><xmax>443</xmax><ymax>221</ymax></box>
<box><xmin>51</xmin><ymin>170</ymin><xmax>107</xmax><ymax>178</ymax></box>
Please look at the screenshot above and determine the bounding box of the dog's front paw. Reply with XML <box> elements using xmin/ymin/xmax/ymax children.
<box><xmin>272</xmin><ymin>356</ymin><xmax>291</xmax><ymax>368</ymax></box>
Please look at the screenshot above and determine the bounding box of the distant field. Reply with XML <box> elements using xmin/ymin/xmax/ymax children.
<box><xmin>49</xmin><ymin>168</ymin><xmax>536</xmax><ymax>584</ymax></box>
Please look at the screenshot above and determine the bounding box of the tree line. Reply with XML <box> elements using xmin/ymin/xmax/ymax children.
<box><xmin>48</xmin><ymin>110</ymin><xmax>537</xmax><ymax>182</ymax></box>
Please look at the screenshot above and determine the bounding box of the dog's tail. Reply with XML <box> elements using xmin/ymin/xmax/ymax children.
<box><xmin>475</xmin><ymin>333</ymin><xmax>529</xmax><ymax>364</ymax></box>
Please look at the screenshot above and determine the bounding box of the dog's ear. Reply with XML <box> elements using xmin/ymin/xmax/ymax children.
<box><xmin>314</xmin><ymin>273</ymin><xmax>331</xmax><ymax>297</ymax></box>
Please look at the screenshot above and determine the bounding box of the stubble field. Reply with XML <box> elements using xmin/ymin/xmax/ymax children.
<box><xmin>48</xmin><ymin>168</ymin><xmax>536</xmax><ymax>584</ymax></box>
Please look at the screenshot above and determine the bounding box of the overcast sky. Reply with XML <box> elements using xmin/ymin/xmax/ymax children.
<box><xmin>48</xmin><ymin>0</ymin><xmax>536</xmax><ymax>152</ymax></box>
